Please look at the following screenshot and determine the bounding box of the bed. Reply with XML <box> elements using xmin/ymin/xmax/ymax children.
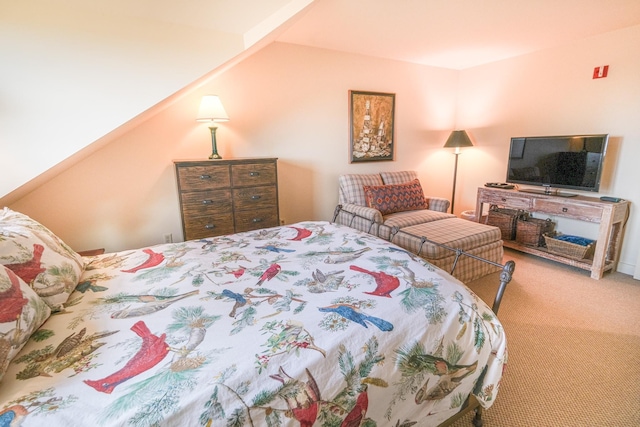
<box><xmin>1</xmin><ymin>208</ymin><xmax>511</xmax><ymax>426</ymax></box>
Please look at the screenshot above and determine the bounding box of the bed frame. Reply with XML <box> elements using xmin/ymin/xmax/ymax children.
<box><xmin>332</xmin><ymin>205</ymin><xmax>516</xmax><ymax>427</ymax></box>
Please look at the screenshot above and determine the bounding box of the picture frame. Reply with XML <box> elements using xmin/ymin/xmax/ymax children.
<box><xmin>349</xmin><ymin>90</ymin><xmax>395</xmax><ymax>162</ymax></box>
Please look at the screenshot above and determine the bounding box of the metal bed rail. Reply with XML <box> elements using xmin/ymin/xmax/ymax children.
<box><xmin>332</xmin><ymin>204</ymin><xmax>515</xmax><ymax>315</ymax></box>
<box><xmin>332</xmin><ymin>204</ymin><xmax>515</xmax><ymax>426</ymax></box>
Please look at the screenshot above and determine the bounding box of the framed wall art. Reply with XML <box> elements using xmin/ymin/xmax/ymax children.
<box><xmin>349</xmin><ymin>90</ymin><xmax>395</xmax><ymax>162</ymax></box>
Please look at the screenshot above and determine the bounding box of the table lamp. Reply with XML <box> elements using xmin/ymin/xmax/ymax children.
<box><xmin>196</xmin><ymin>95</ymin><xmax>229</xmax><ymax>159</ymax></box>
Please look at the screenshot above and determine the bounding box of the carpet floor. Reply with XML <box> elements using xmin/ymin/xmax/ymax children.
<box><xmin>450</xmin><ymin>248</ymin><xmax>640</xmax><ymax>427</ymax></box>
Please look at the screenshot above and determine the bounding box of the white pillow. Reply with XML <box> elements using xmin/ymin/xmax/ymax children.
<box><xmin>0</xmin><ymin>208</ymin><xmax>84</xmax><ymax>311</ymax></box>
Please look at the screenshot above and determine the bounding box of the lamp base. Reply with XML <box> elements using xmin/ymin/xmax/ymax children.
<box><xmin>208</xmin><ymin>125</ymin><xmax>222</xmax><ymax>160</ymax></box>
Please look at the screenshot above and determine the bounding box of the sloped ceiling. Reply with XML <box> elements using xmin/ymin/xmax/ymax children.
<box><xmin>69</xmin><ymin>0</ymin><xmax>296</xmax><ymax>34</ymax></box>
<box><xmin>0</xmin><ymin>0</ymin><xmax>310</xmax><ymax>200</ymax></box>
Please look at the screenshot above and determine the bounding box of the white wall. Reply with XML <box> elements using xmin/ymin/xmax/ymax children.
<box><xmin>457</xmin><ymin>25</ymin><xmax>640</xmax><ymax>274</ymax></box>
<box><xmin>9</xmin><ymin>43</ymin><xmax>459</xmax><ymax>253</ymax></box>
<box><xmin>213</xmin><ymin>43</ymin><xmax>461</xmax><ymax>222</ymax></box>
<box><xmin>7</xmin><ymin>25</ymin><xmax>640</xmax><ymax>276</ymax></box>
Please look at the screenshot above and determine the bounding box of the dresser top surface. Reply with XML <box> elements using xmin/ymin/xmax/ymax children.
<box><xmin>173</xmin><ymin>158</ymin><xmax>277</xmax><ymax>166</ymax></box>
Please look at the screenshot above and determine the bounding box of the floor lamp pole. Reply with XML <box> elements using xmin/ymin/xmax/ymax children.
<box><xmin>451</xmin><ymin>151</ymin><xmax>460</xmax><ymax>215</ymax></box>
<box><xmin>444</xmin><ymin>129</ymin><xmax>473</xmax><ymax>215</ymax></box>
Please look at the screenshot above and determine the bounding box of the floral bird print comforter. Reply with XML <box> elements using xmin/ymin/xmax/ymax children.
<box><xmin>0</xmin><ymin>221</ymin><xmax>507</xmax><ymax>426</ymax></box>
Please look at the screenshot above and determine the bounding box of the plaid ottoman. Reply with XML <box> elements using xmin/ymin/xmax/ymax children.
<box><xmin>392</xmin><ymin>218</ymin><xmax>503</xmax><ymax>283</ymax></box>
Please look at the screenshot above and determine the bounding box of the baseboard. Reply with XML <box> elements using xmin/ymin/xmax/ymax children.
<box><xmin>616</xmin><ymin>261</ymin><xmax>635</xmax><ymax>277</ymax></box>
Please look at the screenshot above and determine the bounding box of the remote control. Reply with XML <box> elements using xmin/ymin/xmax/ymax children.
<box><xmin>485</xmin><ymin>182</ymin><xmax>515</xmax><ymax>189</ymax></box>
<box><xmin>600</xmin><ymin>196</ymin><xmax>621</xmax><ymax>202</ymax></box>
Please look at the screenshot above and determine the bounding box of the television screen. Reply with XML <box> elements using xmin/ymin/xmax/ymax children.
<box><xmin>506</xmin><ymin>134</ymin><xmax>608</xmax><ymax>196</ymax></box>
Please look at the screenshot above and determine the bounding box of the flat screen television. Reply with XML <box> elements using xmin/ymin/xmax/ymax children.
<box><xmin>506</xmin><ymin>134</ymin><xmax>608</xmax><ymax>197</ymax></box>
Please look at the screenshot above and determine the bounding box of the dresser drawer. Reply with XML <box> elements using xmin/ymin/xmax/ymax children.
<box><xmin>233</xmin><ymin>186</ymin><xmax>277</xmax><ymax>211</ymax></box>
<box><xmin>177</xmin><ymin>165</ymin><xmax>230</xmax><ymax>191</ymax></box>
<box><xmin>180</xmin><ymin>190</ymin><xmax>232</xmax><ymax>216</ymax></box>
<box><xmin>234</xmin><ymin>207</ymin><xmax>279</xmax><ymax>232</ymax></box>
<box><xmin>232</xmin><ymin>163</ymin><xmax>277</xmax><ymax>187</ymax></box>
<box><xmin>480</xmin><ymin>190</ymin><xmax>531</xmax><ymax>209</ymax></box>
<box><xmin>533</xmin><ymin>199</ymin><xmax>603</xmax><ymax>221</ymax></box>
<box><xmin>184</xmin><ymin>214</ymin><xmax>235</xmax><ymax>240</ymax></box>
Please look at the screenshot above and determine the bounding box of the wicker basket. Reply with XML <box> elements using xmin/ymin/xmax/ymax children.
<box><xmin>485</xmin><ymin>205</ymin><xmax>523</xmax><ymax>240</ymax></box>
<box><xmin>516</xmin><ymin>216</ymin><xmax>555</xmax><ymax>247</ymax></box>
<box><xmin>543</xmin><ymin>232</ymin><xmax>596</xmax><ymax>260</ymax></box>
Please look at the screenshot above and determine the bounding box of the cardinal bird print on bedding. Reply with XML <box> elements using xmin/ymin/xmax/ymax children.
<box><xmin>0</xmin><ymin>221</ymin><xmax>506</xmax><ymax>426</ymax></box>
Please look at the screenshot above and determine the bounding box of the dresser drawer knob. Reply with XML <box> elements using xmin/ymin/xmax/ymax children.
<box><xmin>205</xmin><ymin>224</ymin><xmax>215</xmax><ymax>229</ymax></box>
<box><xmin>251</xmin><ymin>195</ymin><xmax>261</xmax><ymax>200</ymax></box>
<box><xmin>199</xmin><ymin>174</ymin><xmax>212</xmax><ymax>180</ymax></box>
<box><xmin>562</xmin><ymin>207</ymin><xmax>568</xmax><ymax>212</ymax></box>
<box><xmin>249</xmin><ymin>171</ymin><xmax>260</xmax><ymax>177</ymax></box>
<box><xmin>252</xmin><ymin>218</ymin><xmax>263</xmax><ymax>223</ymax></box>
<box><xmin>202</xmin><ymin>200</ymin><xmax>214</xmax><ymax>205</ymax></box>
<box><xmin>501</xmin><ymin>198</ymin><xmax>507</xmax><ymax>202</ymax></box>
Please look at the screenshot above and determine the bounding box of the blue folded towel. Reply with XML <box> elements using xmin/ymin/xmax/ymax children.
<box><xmin>554</xmin><ymin>235</ymin><xmax>594</xmax><ymax>246</ymax></box>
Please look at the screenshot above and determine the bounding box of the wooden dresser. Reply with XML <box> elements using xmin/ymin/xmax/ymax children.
<box><xmin>174</xmin><ymin>158</ymin><xmax>279</xmax><ymax>240</ymax></box>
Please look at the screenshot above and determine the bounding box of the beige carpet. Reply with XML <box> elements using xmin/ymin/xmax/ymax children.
<box><xmin>451</xmin><ymin>248</ymin><xmax>640</xmax><ymax>427</ymax></box>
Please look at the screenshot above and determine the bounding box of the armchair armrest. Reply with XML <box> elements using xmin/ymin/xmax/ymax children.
<box><xmin>425</xmin><ymin>197</ymin><xmax>451</xmax><ymax>213</ymax></box>
<box><xmin>338</xmin><ymin>203</ymin><xmax>384</xmax><ymax>223</ymax></box>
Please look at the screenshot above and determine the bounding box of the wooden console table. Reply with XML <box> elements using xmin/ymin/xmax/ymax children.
<box><xmin>475</xmin><ymin>187</ymin><xmax>630</xmax><ymax>279</ymax></box>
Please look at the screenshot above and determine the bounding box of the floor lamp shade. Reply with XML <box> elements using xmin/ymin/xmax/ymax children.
<box><xmin>444</xmin><ymin>130</ymin><xmax>473</xmax><ymax>151</ymax></box>
<box><xmin>197</xmin><ymin>95</ymin><xmax>229</xmax><ymax>159</ymax></box>
<box><xmin>444</xmin><ymin>130</ymin><xmax>473</xmax><ymax>214</ymax></box>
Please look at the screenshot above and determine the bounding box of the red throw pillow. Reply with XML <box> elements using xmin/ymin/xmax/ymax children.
<box><xmin>363</xmin><ymin>179</ymin><xmax>428</xmax><ymax>215</ymax></box>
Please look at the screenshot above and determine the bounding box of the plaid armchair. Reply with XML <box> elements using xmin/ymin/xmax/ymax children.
<box><xmin>334</xmin><ymin>171</ymin><xmax>454</xmax><ymax>239</ymax></box>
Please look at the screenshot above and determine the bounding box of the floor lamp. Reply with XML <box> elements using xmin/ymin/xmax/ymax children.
<box><xmin>443</xmin><ymin>130</ymin><xmax>473</xmax><ymax>215</ymax></box>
